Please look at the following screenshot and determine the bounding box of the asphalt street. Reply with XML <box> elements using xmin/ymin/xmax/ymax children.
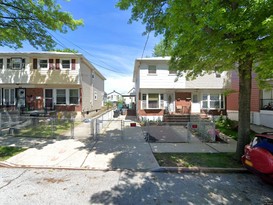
<box><xmin>1</xmin><ymin>168</ymin><xmax>273</xmax><ymax>205</ymax></box>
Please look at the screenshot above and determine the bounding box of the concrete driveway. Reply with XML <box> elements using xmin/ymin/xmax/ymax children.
<box><xmin>2</xmin><ymin>118</ymin><xmax>160</xmax><ymax>171</ymax></box>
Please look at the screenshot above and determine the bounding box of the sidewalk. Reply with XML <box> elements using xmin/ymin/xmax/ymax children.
<box><xmin>2</xmin><ymin>116</ymin><xmax>160</xmax><ymax>171</ymax></box>
<box><xmin>2</xmin><ymin>116</ymin><xmax>270</xmax><ymax>171</ymax></box>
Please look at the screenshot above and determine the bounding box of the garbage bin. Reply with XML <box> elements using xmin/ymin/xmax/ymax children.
<box><xmin>113</xmin><ymin>110</ymin><xmax>120</xmax><ymax>118</ymax></box>
<box><xmin>121</xmin><ymin>108</ymin><xmax>127</xmax><ymax>115</ymax></box>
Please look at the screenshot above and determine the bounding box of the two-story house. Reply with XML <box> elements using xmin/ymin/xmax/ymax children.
<box><xmin>226</xmin><ymin>70</ymin><xmax>273</xmax><ymax>128</ymax></box>
<box><xmin>133</xmin><ymin>57</ymin><xmax>229</xmax><ymax>121</ymax></box>
<box><xmin>107</xmin><ymin>90</ymin><xmax>123</xmax><ymax>103</ymax></box>
<box><xmin>0</xmin><ymin>52</ymin><xmax>106</xmax><ymax>118</ymax></box>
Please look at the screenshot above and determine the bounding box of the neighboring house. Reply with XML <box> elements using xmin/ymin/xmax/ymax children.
<box><xmin>122</xmin><ymin>87</ymin><xmax>136</xmax><ymax>108</ymax></box>
<box><xmin>107</xmin><ymin>90</ymin><xmax>122</xmax><ymax>103</ymax></box>
<box><xmin>133</xmin><ymin>57</ymin><xmax>230</xmax><ymax>121</ymax></box>
<box><xmin>0</xmin><ymin>52</ymin><xmax>106</xmax><ymax>119</ymax></box>
<box><xmin>226</xmin><ymin>71</ymin><xmax>273</xmax><ymax>128</ymax></box>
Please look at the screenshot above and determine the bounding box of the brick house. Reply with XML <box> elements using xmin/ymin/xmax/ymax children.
<box><xmin>226</xmin><ymin>70</ymin><xmax>273</xmax><ymax>128</ymax></box>
<box><xmin>0</xmin><ymin>52</ymin><xmax>106</xmax><ymax>118</ymax></box>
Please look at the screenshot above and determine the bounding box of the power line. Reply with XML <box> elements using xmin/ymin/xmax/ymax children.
<box><xmin>51</xmin><ymin>32</ymin><xmax>128</xmax><ymax>74</ymax></box>
<box><xmin>141</xmin><ymin>31</ymin><xmax>150</xmax><ymax>59</ymax></box>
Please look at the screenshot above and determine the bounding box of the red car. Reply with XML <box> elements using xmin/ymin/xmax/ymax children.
<box><xmin>242</xmin><ymin>132</ymin><xmax>273</xmax><ymax>184</ymax></box>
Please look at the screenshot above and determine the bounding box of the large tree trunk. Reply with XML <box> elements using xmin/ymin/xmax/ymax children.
<box><xmin>235</xmin><ymin>55</ymin><xmax>253</xmax><ymax>161</ymax></box>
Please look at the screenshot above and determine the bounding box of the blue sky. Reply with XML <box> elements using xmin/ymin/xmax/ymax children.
<box><xmin>2</xmin><ymin>0</ymin><xmax>161</xmax><ymax>94</ymax></box>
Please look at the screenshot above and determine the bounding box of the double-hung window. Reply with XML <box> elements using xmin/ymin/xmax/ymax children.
<box><xmin>142</xmin><ymin>93</ymin><xmax>164</xmax><ymax>109</ymax></box>
<box><xmin>69</xmin><ymin>89</ymin><xmax>79</xmax><ymax>104</ymax></box>
<box><xmin>0</xmin><ymin>59</ymin><xmax>3</xmax><ymax>69</ymax></box>
<box><xmin>148</xmin><ymin>65</ymin><xmax>156</xmax><ymax>74</ymax></box>
<box><xmin>56</xmin><ymin>89</ymin><xmax>66</xmax><ymax>104</ymax></box>
<box><xmin>7</xmin><ymin>58</ymin><xmax>25</xmax><ymax>70</ymax></box>
<box><xmin>3</xmin><ymin>89</ymin><xmax>15</xmax><ymax>106</ymax></box>
<box><xmin>39</xmin><ymin>59</ymin><xmax>48</xmax><ymax>69</ymax></box>
<box><xmin>202</xmin><ymin>94</ymin><xmax>224</xmax><ymax>109</ymax></box>
<box><xmin>61</xmin><ymin>59</ymin><xmax>71</xmax><ymax>69</ymax></box>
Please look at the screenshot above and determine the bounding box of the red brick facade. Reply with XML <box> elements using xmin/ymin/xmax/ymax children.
<box><xmin>227</xmin><ymin>71</ymin><xmax>260</xmax><ymax>112</ymax></box>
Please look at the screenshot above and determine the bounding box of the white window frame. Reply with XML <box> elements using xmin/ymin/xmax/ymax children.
<box><xmin>69</xmin><ymin>89</ymin><xmax>79</xmax><ymax>104</ymax></box>
<box><xmin>61</xmin><ymin>59</ymin><xmax>71</xmax><ymax>70</ymax></box>
<box><xmin>56</xmin><ymin>89</ymin><xmax>66</xmax><ymax>105</ymax></box>
<box><xmin>38</xmin><ymin>59</ymin><xmax>48</xmax><ymax>70</ymax></box>
<box><xmin>3</xmin><ymin>88</ymin><xmax>15</xmax><ymax>106</ymax></box>
<box><xmin>141</xmin><ymin>93</ymin><xmax>164</xmax><ymax>109</ymax></box>
<box><xmin>48</xmin><ymin>88</ymin><xmax>80</xmax><ymax>105</ymax></box>
<box><xmin>201</xmin><ymin>93</ymin><xmax>225</xmax><ymax>109</ymax></box>
<box><xmin>148</xmin><ymin>65</ymin><xmax>157</xmax><ymax>75</ymax></box>
<box><xmin>7</xmin><ymin>58</ymin><xmax>25</xmax><ymax>70</ymax></box>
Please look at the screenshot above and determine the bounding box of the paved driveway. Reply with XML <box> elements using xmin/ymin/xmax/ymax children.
<box><xmin>2</xmin><ymin>118</ymin><xmax>159</xmax><ymax>171</ymax></box>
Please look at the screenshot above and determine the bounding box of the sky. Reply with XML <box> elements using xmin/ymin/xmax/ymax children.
<box><xmin>1</xmin><ymin>0</ymin><xmax>161</xmax><ymax>94</ymax></box>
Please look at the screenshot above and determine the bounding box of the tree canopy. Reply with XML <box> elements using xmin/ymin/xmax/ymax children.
<box><xmin>0</xmin><ymin>0</ymin><xmax>83</xmax><ymax>50</ymax></box>
<box><xmin>117</xmin><ymin>0</ymin><xmax>273</xmax><ymax>159</ymax></box>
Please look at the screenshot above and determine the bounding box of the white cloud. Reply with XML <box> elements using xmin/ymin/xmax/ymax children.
<box><xmin>105</xmin><ymin>74</ymin><xmax>134</xmax><ymax>94</ymax></box>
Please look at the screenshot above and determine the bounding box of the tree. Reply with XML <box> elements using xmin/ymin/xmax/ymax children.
<box><xmin>52</xmin><ymin>48</ymin><xmax>79</xmax><ymax>53</ymax></box>
<box><xmin>117</xmin><ymin>0</ymin><xmax>273</xmax><ymax>160</ymax></box>
<box><xmin>0</xmin><ymin>0</ymin><xmax>83</xmax><ymax>50</ymax></box>
<box><xmin>153</xmin><ymin>39</ymin><xmax>171</xmax><ymax>57</ymax></box>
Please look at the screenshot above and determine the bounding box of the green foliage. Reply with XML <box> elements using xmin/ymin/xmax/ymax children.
<box><xmin>154</xmin><ymin>153</ymin><xmax>242</xmax><ymax>168</ymax></box>
<box><xmin>0</xmin><ymin>0</ymin><xmax>83</xmax><ymax>50</ymax></box>
<box><xmin>116</xmin><ymin>0</ymin><xmax>273</xmax><ymax>159</ymax></box>
<box><xmin>117</xmin><ymin>0</ymin><xmax>273</xmax><ymax>80</ymax></box>
<box><xmin>51</xmin><ymin>48</ymin><xmax>79</xmax><ymax>53</ymax></box>
<box><xmin>153</xmin><ymin>39</ymin><xmax>172</xmax><ymax>57</ymax></box>
<box><xmin>0</xmin><ymin>146</ymin><xmax>26</xmax><ymax>161</ymax></box>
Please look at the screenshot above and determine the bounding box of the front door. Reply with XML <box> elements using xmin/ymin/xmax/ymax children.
<box><xmin>175</xmin><ymin>92</ymin><xmax>191</xmax><ymax>114</ymax></box>
<box><xmin>16</xmin><ymin>88</ymin><xmax>26</xmax><ymax>108</ymax></box>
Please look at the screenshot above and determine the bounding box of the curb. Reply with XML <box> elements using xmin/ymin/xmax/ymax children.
<box><xmin>151</xmin><ymin>166</ymin><xmax>249</xmax><ymax>173</ymax></box>
<box><xmin>1</xmin><ymin>161</ymin><xmax>249</xmax><ymax>174</ymax></box>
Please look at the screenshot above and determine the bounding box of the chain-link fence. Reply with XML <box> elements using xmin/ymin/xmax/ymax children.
<box><xmin>0</xmin><ymin>112</ymin><xmax>75</xmax><ymax>139</ymax></box>
<box><xmin>0</xmin><ymin>109</ymin><xmax>119</xmax><ymax>140</ymax></box>
<box><xmin>187</xmin><ymin>121</ymin><xmax>216</xmax><ymax>142</ymax></box>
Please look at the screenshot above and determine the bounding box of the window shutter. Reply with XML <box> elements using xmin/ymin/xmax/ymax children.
<box><xmin>72</xmin><ymin>59</ymin><xmax>76</xmax><ymax>70</ymax></box>
<box><xmin>49</xmin><ymin>59</ymin><xmax>54</xmax><ymax>70</ymax></box>
<box><xmin>55</xmin><ymin>59</ymin><xmax>60</xmax><ymax>70</ymax></box>
<box><xmin>7</xmin><ymin>58</ymin><xmax>11</xmax><ymax>69</ymax></box>
<box><xmin>22</xmin><ymin>58</ymin><xmax>25</xmax><ymax>69</ymax></box>
<box><xmin>33</xmin><ymin>58</ymin><xmax>37</xmax><ymax>69</ymax></box>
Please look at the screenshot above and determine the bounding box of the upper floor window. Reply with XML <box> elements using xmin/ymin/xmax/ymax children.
<box><xmin>61</xmin><ymin>59</ymin><xmax>71</xmax><ymax>69</ymax></box>
<box><xmin>148</xmin><ymin>65</ymin><xmax>156</xmax><ymax>74</ymax></box>
<box><xmin>39</xmin><ymin>59</ymin><xmax>48</xmax><ymax>69</ymax></box>
<box><xmin>0</xmin><ymin>59</ymin><xmax>3</xmax><ymax>69</ymax></box>
<box><xmin>7</xmin><ymin>58</ymin><xmax>25</xmax><ymax>70</ymax></box>
<box><xmin>169</xmin><ymin>69</ymin><xmax>177</xmax><ymax>75</ymax></box>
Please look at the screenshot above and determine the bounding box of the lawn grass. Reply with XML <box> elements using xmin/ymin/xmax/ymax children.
<box><xmin>154</xmin><ymin>153</ymin><xmax>243</xmax><ymax>168</ymax></box>
<box><xmin>0</xmin><ymin>146</ymin><xmax>26</xmax><ymax>161</ymax></box>
<box><xmin>16</xmin><ymin>121</ymin><xmax>80</xmax><ymax>138</ymax></box>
